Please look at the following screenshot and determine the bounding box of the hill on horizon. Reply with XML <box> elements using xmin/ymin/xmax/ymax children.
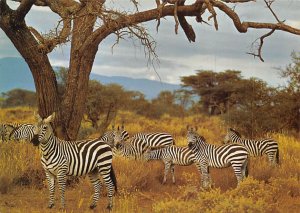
<box><xmin>0</xmin><ymin>57</ymin><xmax>181</xmax><ymax>99</ymax></box>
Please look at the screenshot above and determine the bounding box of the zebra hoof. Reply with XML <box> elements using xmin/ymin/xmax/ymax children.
<box><xmin>90</xmin><ymin>204</ymin><xmax>96</xmax><ymax>209</ymax></box>
<box><xmin>106</xmin><ymin>204</ymin><xmax>113</xmax><ymax>210</ymax></box>
<box><xmin>48</xmin><ymin>203</ymin><xmax>54</xmax><ymax>208</ymax></box>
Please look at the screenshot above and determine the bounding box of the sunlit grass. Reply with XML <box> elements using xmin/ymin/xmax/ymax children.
<box><xmin>0</xmin><ymin>107</ymin><xmax>299</xmax><ymax>212</ymax></box>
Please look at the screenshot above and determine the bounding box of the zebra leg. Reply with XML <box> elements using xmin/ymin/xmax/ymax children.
<box><xmin>231</xmin><ymin>163</ymin><xmax>244</xmax><ymax>185</ymax></box>
<box><xmin>45</xmin><ymin>171</ymin><xmax>55</xmax><ymax>208</ymax></box>
<box><xmin>100</xmin><ymin>170</ymin><xmax>115</xmax><ymax>210</ymax></box>
<box><xmin>267</xmin><ymin>151</ymin><xmax>278</xmax><ymax>166</ymax></box>
<box><xmin>171</xmin><ymin>164</ymin><xmax>175</xmax><ymax>184</ymax></box>
<box><xmin>163</xmin><ymin>161</ymin><xmax>171</xmax><ymax>184</ymax></box>
<box><xmin>57</xmin><ymin>171</ymin><xmax>67</xmax><ymax>209</ymax></box>
<box><xmin>88</xmin><ymin>171</ymin><xmax>102</xmax><ymax>209</ymax></box>
<box><xmin>200</xmin><ymin>164</ymin><xmax>210</xmax><ymax>189</ymax></box>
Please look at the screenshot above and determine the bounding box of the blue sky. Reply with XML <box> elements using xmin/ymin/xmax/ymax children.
<box><xmin>0</xmin><ymin>0</ymin><xmax>300</xmax><ymax>86</ymax></box>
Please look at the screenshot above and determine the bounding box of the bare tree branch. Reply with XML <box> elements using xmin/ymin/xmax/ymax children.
<box><xmin>221</xmin><ymin>0</ymin><xmax>256</xmax><ymax>3</ymax></box>
<box><xmin>212</xmin><ymin>0</ymin><xmax>300</xmax><ymax>35</ymax></box>
<box><xmin>247</xmin><ymin>28</ymin><xmax>276</xmax><ymax>62</ymax></box>
<box><xmin>263</xmin><ymin>0</ymin><xmax>282</xmax><ymax>23</ymax></box>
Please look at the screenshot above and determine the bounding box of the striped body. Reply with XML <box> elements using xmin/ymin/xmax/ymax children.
<box><xmin>132</xmin><ymin>132</ymin><xmax>175</xmax><ymax>147</ymax></box>
<box><xmin>224</xmin><ymin>128</ymin><xmax>279</xmax><ymax>165</ymax></box>
<box><xmin>187</xmin><ymin>129</ymin><xmax>249</xmax><ymax>188</ymax></box>
<box><xmin>144</xmin><ymin>146</ymin><xmax>200</xmax><ymax>184</ymax></box>
<box><xmin>9</xmin><ymin>123</ymin><xmax>34</xmax><ymax>141</ymax></box>
<box><xmin>31</xmin><ymin>113</ymin><xmax>117</xmax><ymax>210</ymax></box>
<box><xmin>113</xmin><ymin>129</ymin><xmax>175</xmax><ymax>159</ymax></box>
<box><xmin>115</xmin><ymin>137</ymin><xmax>147</xmax><ymax>159</ymax></box>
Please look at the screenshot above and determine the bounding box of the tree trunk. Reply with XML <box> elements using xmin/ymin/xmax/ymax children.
<box><xmin>60</xmin><ymin>10</ymin><xmax>98</xmax><ymax>140</ymax></box>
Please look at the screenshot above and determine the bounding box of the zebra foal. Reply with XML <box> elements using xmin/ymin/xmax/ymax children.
<box><xmin>30</xmin><ymin>112</ymin><xmax>117</xmax><ymax>210</ymax></box>
<box><xmin>144</xmin><ymin>146</ymin><xmax>200</xmax><ymax>184</ymax></box>
<box><xmin>224</xmin><ymin>128</ymin><xmax>279</xmax><ymax>165</ymax></box>
<box><xmin>187</xmin><ymin>128</ymin><xmax>249</xmax><ymax>188</ymax></box>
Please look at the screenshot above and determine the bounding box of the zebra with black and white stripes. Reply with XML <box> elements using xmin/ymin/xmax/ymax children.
<box><xmin>113</xmin><ymin>127</ymin><xmax>175</xmax><ymax>159</ymax></box>
<box><xmin>0</xmin><ymin>123</ymin><xmax>16</xmax><ymax>142</ymax></box>
<box><xmin>187</xmin><ymin>128</ymin><xmax>249</xmax><ymax>188</ymax></box>
<box><xmin>115</xmin><ymin>137</ymin><xmax>148</xmax><ymax>159</ymax></box>
<box><xmin>9</xmin><ymin>123</ymin><xmax>34</xmax><ymax>141</ymax></box>
<box><xmin>224</xmin><ymin>128</ymin><xmax>279</xmax><ymax>165</ymax></box>
<box><xmin>132</xmin><ymin>132</ymin><xmax>175</xmax><ymax>147</ymax></box>
<box><xmin>100</xmin><ymin>127</ymin><xmax>129</xmax><ymax>148</ymax></box>
<box><xmin>31</xmin><ymin>112</ymin><xmax>117</xmax><ymax>210</ymax></box>
<box><xmin>143</xmin><ymin>146</ymin><xmax>201</xmax><ymax>184</ymax></box>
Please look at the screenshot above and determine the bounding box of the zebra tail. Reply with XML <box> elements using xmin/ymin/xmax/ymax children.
<box><xmin>276</xmin><ymin>147</ymin><xmax>280</xmax><ymax>165</ymax></box>
<box><xmin>110</xmin><ymin>166</ymin><xmax>118</xmax><ymax>193</ymax></box>
<box><xmin>245</xmin><ymin>158</ymin><xmax>249</xmax><ymax>177</ymax></box>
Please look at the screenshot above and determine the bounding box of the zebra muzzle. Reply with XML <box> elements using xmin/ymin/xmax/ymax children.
<box><xmin>31</xmin><ymin>135</ymin><xmax>40</xmax><ymax>146</ymax></box>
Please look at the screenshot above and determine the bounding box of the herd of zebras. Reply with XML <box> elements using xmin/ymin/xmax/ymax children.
<box><xmin>1</xmin><ymin>112</ymin><xmax>279</xmax><ymax>210</ymax></box>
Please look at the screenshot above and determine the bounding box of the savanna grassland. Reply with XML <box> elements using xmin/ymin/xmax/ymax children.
<box><xmin>0</xmin><ymin>107</ymin><xmax>300</xmax><ymax>213</ymax></box>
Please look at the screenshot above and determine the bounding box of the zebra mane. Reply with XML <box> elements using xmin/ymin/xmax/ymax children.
<box><xmin>197</xmin><ymin>135</ymin><xmax>206</xmax><ymax>142</ymax></box>
<box><xmin>229</xmin><ymin>128</ymin><xmax>242</xmax><ymax>138</ymax></box>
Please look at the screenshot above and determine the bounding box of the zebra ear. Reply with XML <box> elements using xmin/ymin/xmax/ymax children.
<box><xmin>44</xmin><ymin>112</ymin><xmax>55</xmax><ymax>124</ymax></box>
<box><xmin>112</xmin><ymin>125</ymin><xmax>115</xmax><ymax>130</ymax></box>
<box><xmin>195</xmin><ymin>126</ymin><xmax>198</xmax><ymax>131</ymax></box>
<box><xmin>34</xmin><ymin>111</ymin><xmax>42</xmax><ymax>122</ymax></box>
<box><xmin>121</xmin><ymin>122</ymin><xmax>125</xmax><ymax>130</ymax></box>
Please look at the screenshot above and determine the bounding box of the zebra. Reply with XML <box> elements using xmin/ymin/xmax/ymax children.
<box><xmin>132</xmin><ymin>132</ymin><xmax>175</xmax><ymax>147</ymax></box>
<box><xmin>9</xmin><ymin>123</ymin><xmax>34</xmax><ymax>141</ymax></box>
<box><xmin>0</xmin><ymin>123</ymin><xmax>17</xmax><ymax>142</ymax></box>
<box><xmin>115</xmin><ymin>137</ymin><xmax>148</xmax><ymax>159</ymax></box>
<box><xmin>187</xmin><ymin>128</ymin><xmax>249</xmax><ymax>188</ymax></box>
<box><xmin>30</xmin><ymin>112</ymin><xmax>117</xmax><ymax>210</ymax></box>
<box><xmin>143</xmin><ymin>146</ymin><xmax>201</xmax><ymax>184</ymax></box>
<box><xmin>113</xmin><ymin>127</ymin><xmax>175</xmax><ymax>159</ymax></box>
<box><xmin>100</xmin><ymin>127</ymin><xmax>129</xmax><ymax>148</ymax></box>
<box><xmin>223</xmin><ymin>128</ymin><xmax>279</xmax><ymax>165</ymax></box>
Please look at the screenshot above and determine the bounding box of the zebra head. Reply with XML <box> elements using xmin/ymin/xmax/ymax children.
<box><xmin>31</xmin><ymin>112</ymin><xmax>55</xmax><ymax>146</ymax></box>
<box><xmin>143</xmin><ymin>148</ymin><xmax>155</xmax><ymax>161</ymax></box>
<box><xmin>224</xmin><ymin>128</ymin><xmax>240</xmax><ymax>144</ymax></box>
<box><xmin>187</xmin><ymin>127</ymin><xmax>198</xmax><ymax>148</ymax></box>
<box><xmin>113</xmin><ymin>125</ymin><xmax>125</xmax><ymax>147</ymax></box>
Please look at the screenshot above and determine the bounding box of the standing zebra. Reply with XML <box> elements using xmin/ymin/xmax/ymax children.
<box><xmin>144</xmin><ymin>146</ymin><xmax>201</xmax><ymax>184</ymax></box>
<box><xmin>9</xmin><ymin>123</ymin><xmax>34</xmax><ymax>141</ymax></box>
<box><xmin>0</xmin><ymin>123</ymin><xmax>16</xmax><ymax>142</ymax></box>
<box><xmin>115</xmin><ymin>137</ymin><xmax>147</xmax><ymax>159</ymax></box>
<box><xmin>100</xmin><ymin>127</ymin><xmax>129</xmax><ymax>148</ymax></box>
<box><xmin>31</xmin><ymin>112</ymin><xmax>117</xmax><ymax>210</ymax></box>
<box><xmin>224</xmin><ymin>128</ymin><xmax>279</xmax><ymax>165</ymax></box>
<box><xmin>187</xmin><ymin>128</ymin><xmax>249</xmax><ymax>188</ymax></box>
<box><xmin>132</xmin><ymin>132</ymin><xmax>175</xmax><ymax>147</ymax></box>
<box><xmin>113</xmin><ymin>127</ymin><xmax>175</xmax><ymax>159</ymax></box>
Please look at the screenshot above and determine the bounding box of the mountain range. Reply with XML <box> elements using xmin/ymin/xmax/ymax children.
<box><xmin>0</xmin><ymin>57</ymin><xmax>181</xmax><ymax>99</ymax></box>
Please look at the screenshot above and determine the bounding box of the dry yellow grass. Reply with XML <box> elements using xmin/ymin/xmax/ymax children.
<box><xmin>0</xmin><ymin>108</ymin><xmax>300</xmax><ymax>212</ymax></box>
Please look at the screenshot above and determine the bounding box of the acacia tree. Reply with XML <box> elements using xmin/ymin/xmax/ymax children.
<box><xmin>1</xmin><ymin>0</ymin><xmax>300</xmax><ymax>139</ymax></box>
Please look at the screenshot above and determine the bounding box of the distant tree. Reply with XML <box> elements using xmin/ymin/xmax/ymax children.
<box><xmin>279</xmin><ymin>52</ymin><xmax>300</xmax><ymax>135</ymax></box>
<box><xmin>1</xmin><ymin>89</ymin><xmax>36</xmax><ymax>108</ymax></box>
<box><xmin>181</xmin><ymin>70</ymin><xmax>243</xmax><ymax>115</ymax></box>
<box><xmin>86</xmin><ymin>81</ymin><xmax>127</xmax><ymax>133</ymax></box>
<box><xmin>223</xmin><ymin>78</ymin><xmax>278</xmax><ymax>136</ymax></box>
